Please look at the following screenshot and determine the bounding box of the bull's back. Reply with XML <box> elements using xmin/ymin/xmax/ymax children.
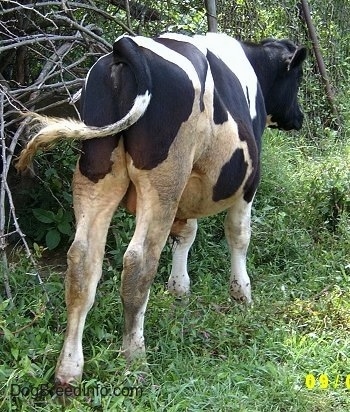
<box><xmin>80</xmin><ymin>34</ymin><xmax>263</xmax><ymax>216</ymax></box>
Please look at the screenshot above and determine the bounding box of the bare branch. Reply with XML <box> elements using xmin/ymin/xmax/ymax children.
<box><xmin>125</xmin><ymin>0</ymin><xmax>132</xmax><ymax>30</ymax></box>
<box><xmin>0</xmin><ymin>93</ymin><xmax>13</xmax><ymax>304</ymax></box>
<box><xmin>1</xmin><ymin>1</ymin><xmax>136</xmax><ymax>35</ymax></box>
<box><xmin>0</xmin><ymin>34</ymin><xmax>85</xmax><ymax>53</ymax></box>
<box><xmin>1</xmin><ymin>1</ymin><xmax>129</xmax><ymax>298</ymax></box>
<box><xmin>51</xmin><ymin>14</ymin><xmax>112</xmax><ymax>51</ymax></box>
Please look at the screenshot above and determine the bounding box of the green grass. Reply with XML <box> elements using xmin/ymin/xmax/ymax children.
<box><xmin>1</xmin><ymin>131</ymin><xmax>349</xmax><ymax>411</ymax></box>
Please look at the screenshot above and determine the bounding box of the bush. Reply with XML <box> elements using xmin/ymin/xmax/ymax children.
<box><xmin>304</xmin><ymin>144</ymin><xmax>350</xmax><ymax>234</ymax></box>
<box><xmin>16</xmin><ymin>142</ymin><xmax>76</xmax><ymax>250</ymax></box>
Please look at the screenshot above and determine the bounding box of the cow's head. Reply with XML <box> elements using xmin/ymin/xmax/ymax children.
<box><xmin>260</xmin><ymin>39</ymin><xmax>307</xmax><ymax>131</ymax></box>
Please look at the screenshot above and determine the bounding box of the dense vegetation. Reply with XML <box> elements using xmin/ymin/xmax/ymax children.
<box><xmin>1</xmin><ymin>1</ymin><xmax>349</xmax><ymax>410</ymax></box>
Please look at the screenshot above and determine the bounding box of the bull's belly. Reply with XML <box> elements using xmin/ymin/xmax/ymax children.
<box><xmin>122</xmin><ymin>174</ymin><xmax>244</xmax><ymax>219</ymax></box>
<box><xmin>175</xmin><ymin>172</ymin><xmax>243</xmax><ymax>219</ymax></box>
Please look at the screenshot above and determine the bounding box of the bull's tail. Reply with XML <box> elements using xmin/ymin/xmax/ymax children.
<box><xmin>15</xmin><ymin>92</ymin><xmax>150</xmax><ymax>171</ymax></box>
<box><xmin>16</xmin><ymin>36</ymin><xmax>152</xmax><ymax>171</ymax></box>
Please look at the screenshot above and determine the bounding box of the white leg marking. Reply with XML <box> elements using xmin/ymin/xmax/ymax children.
<box><xmin>224</xmin><ymin>198</ymin><xmax>253</xmax><ymax>304</ymax></box>
<box><xmin>168</xmin><ymin>219</ymin><xmax>197</xmax><ymax>297</ymax></box>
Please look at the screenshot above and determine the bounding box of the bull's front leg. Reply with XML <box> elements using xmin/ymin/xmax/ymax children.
<box><xmin>224</xmin><ymin>198</ymin><xmax>253</xmax><ymax>304</ymax></box>
<box><xmin>55</xmin><ymin>159</ymin><xmax>129</xmax><ymax>386</ymax></box>
<box><xmin>167</xmin><ymin>218</ymin><xmax>197</xmax><ymax>297</ymax></box>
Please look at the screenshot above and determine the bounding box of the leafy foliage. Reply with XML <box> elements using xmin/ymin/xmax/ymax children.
<box><xmin>302</xmin><ymin>145</ymin><xmax>350</xmax><ymax>233</ymax></box>
<box><xmin>15</xmin><ymin>142</ymin><xmax>76</xmax><ymax>250</ymax></box>
<box><xmin>32</xmin><ymin>208</ymin><xmax>73</xmax><ymax>250</ymax></box>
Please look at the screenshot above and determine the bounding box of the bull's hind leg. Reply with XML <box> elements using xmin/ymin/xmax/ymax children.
<box><xmin>224</xmin><ymin>197</ymin><xmax>253</xmax><ymax>304</ymax></box>
<box><xmin>120</xmin><ymin>170</ymin><xmax>188</xmax><ymax>360</ymax></box>
<box><xmin>55</xmin><ymin>147</ymin><xmax>129</xmax><ymax>386</ymax></box>
<box><xmin>167</xmin><ymin>219</ymin><xmax>197</xmax><ymax>297</ymax></box>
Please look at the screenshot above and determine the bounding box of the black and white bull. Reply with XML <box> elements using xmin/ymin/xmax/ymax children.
<box><xmin>16</xmin><ymin>32</ymin><xmax>306</xmax><ymax>386</ymax></box>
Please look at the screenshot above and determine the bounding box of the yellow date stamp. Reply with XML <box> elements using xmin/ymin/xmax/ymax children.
<box><xmin>305</xmin><ymin>373</ymin><xmax>350</xmax><ymax>390</ymax></box>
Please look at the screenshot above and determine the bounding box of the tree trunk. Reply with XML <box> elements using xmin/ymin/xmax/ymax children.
<box><xmin>300</xmin><ymin>0</ymin><xmax>340</xmax><ymax>129</ymax></box>
<box><xmin>205</xmin><ymin>0</ymin><xmax>217</xmax><ymax>32</ymax></box>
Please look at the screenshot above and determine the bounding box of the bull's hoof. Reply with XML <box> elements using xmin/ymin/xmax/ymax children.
<box><xmin>54</xmin><ymin>376</ymin><xmax>80</xmax><ymax>405</ymax></box>
<box><xmin>229</xmin><ymin>280</ymin><xmax>252</xmax><ymax>304</ymax></box>
<box><xmin>121</xmin><ymin>348</ymin><xmax>147</xmax><ymax>364</ymax></box>
<box><xmin>173</xmin><ymin>295</ymin><xmax>190</xmax><ymax>306</ymax></box>
<box><xmin>230</xmin><ymin>289</ymin><xmax>252</xmax><ymax>304</ymax></box>
<box><xmin>231</xmin><ymin>294</ymin><xmax>253</xmax><ymax>305</ymax></box>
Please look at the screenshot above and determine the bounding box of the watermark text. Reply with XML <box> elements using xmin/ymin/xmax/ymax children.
<box><xmin>10</xmin><ymin>382</ymin><xmax>142</xmax><ymax>400</ymax></box>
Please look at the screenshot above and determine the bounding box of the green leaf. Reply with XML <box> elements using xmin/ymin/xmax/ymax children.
<box><xmin>0</xmin><ymin>299</ymin><xmax>10</xmax><ymax>312</ymax></box>
<box><xmin>0</xmin><ymin>326</ymin><xmax>13</xmax><ymax>341</ymax></box>
<box><xmin>33</xmin><ymin>208</ymin><xmax>55</xmax><ymax>224</ymax></box>
<box><xmin>62</xmin><ymin>191</ymin><xmax>73</xmax><ymax>203</ymax></box>
<box><xmin>11</xmin><ymin>347</ymin><xmax>19</xmax><ymax>360</ymax></box>
<box><xmin>58</xmin><ymin>221</ymin><xmax>72</xmax><ymax>235</ymax></box>
<box><xmin>63</xmin><ymin>209</ymin><xmax>73</xmax><ymax>222</ymax></box>
<box><xmin>56</xmin><ymin>208</ymin><xmax>64</xmax><ymax>221</ymax></box>
<box><xmin>45</xmin><ymin>229</ymin><xmax>61</xmax><ymax>250</ymax></box>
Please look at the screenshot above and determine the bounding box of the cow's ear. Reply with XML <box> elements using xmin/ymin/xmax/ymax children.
<box><xmin>287</xmin><ymin>46</ymin><xmax>307</xmax><ymax>71</ymax></box>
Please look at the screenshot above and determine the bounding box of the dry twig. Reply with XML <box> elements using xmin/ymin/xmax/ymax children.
<box><xmin>0</xmin><ymin>0</ymin><xmax>137</xmax><ymax>302</ymax></box>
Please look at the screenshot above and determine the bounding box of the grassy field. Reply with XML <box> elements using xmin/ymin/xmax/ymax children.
<box><xmin>1</xmin><ymin>130</ymin><xmax>349</xmax><ymax>411</ymax></box>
